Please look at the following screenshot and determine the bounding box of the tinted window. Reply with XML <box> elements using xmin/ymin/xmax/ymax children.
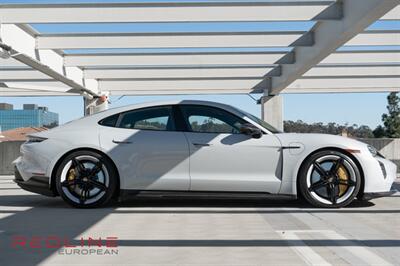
<box><xmin>180</xmin><ymin>105</ymin><xmax>245</xmax><ymax>134</ymax></box>
<box><xmin>119</xmin><ymin>106</ymin><xmax>174</xmax><ymax>131</ymax></box>
<box><xmin>99</xmin><ymin>114</ymin><xmax>119</xmax><ymax>127</ymax></box>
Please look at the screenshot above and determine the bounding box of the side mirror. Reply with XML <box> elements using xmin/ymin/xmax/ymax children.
<box><xmin>240</xmin><ymin>123</ymin><xmax>263</xmax><ymax>139</ymax></box>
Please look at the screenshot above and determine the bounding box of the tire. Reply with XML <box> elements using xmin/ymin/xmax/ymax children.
<box><xmin>298</xmin><ymin>150</ymin><xmax>361</xmax><ymax>208</ymax></box>
<box><xmin>55</xmin><ymin>150</ymin><xmax>117</xmax><ymax>208</ymax></box>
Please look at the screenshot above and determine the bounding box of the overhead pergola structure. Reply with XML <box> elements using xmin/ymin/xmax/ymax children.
<box><xmin>0</xmin><ymin>0</ymin><xmax>399</xmax><ymax>128</ymax></box>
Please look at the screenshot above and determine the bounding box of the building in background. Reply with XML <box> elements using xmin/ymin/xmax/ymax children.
<box><xmin>0</xmin><ymin>103</ymin><xmax>59</xmax><ymax>131</ymax></box>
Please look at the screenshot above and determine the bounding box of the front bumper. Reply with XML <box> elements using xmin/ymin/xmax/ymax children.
<box><xmin>360</xmin><ymin>155</ymin><xmax>397</xmax><ymax>194</ymax></box>
<box><xmin>14</xmin><ymin>166</ymin><xmax>55</xmax><ymax>197</ymax></box>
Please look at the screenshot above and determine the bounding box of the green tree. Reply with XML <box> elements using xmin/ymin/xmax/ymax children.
<box><xmin>283</xmin><ymin>120</ymin><xmax>373</xmax><ymax>138</ymax></box>
<box><xmin>373</xmin><ymin>125</ymin><xmax>386</xmax><ymax>138</ymax></box>
<box><xmin>382</xmin><ymin>92</ymin><xmax>400</xmax><ymax>138</ymax></box>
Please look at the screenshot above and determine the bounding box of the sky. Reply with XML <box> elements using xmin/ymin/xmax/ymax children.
<box><xmin>0</xmin><ymin>0</ymin><xmax>399</xmax><ymax>129</ymax></box>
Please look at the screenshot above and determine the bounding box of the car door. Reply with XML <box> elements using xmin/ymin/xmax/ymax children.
<box><xmin>179</xmin><ymin>104</ymin><xmax>282</xmax><ymax>193</ymax></box>
<box><xmin>99</xmin><ymin>105</ymin><xmax>190</xmax><ymax>191</ymax></box>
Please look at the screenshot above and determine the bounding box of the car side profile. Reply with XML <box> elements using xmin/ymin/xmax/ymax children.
<box><xmin>13</xmin><ymin>100</ymin><xmax>396</xmax><ymax>208</ymax></box>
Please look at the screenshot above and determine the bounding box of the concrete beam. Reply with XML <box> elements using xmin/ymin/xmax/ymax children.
<box><xmin>321</xmin><ymin>50</ymin><xmax>400</xmax><ymax>64</ymax></box>
<box><xmin>84</xmin><ymin>66</ymin><xmax>277</xmax><ymax>79</ymax></box>
<box><xmin>37</xmin><ymin>32</ymin><xmax>306</xmax><ymax>50</ymax></box>
<box><xmin>0</xmin><ymin>1</ymin><xmax>335</xmax><ymax>23</ymax></box>
<box><xmin>305</xmin><ymin>65</ymin><xmax>400</xmax><ymax>77</ymax></box>
<box><xmin>381</xmin><ymin>5</ymin><xmax>400</xmax><ymax>20</ymax></box>
<box><xmin>0</xmin><ymin>24</ymin><xmax>98</xmax><ymax>96</ymax></box>
<box><xmin>288</xmin><ymin>76</ymin><xmax>400</xmax><ymax>91</ymax></box>
<box><xmin>346</xmin><ymin>30</ymin><xmax>400</xmax><ymax>46</ymax></box>
<box><xmin>64</xmin><ymin>52</ymin><xmax>287</xmax><ymax>67</ymax></box>
<box><xmin>270</xmin><ymin>0</ymin><xmax>400</xmax><ymax>95</ymax></box>
<box><xmin>98</xmin><ymin>78</ymin><xmax>267</xmax><ymax>93</ymax></box>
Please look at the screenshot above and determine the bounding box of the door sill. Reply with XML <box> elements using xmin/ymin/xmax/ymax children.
<box><xmin>119</xmin><ymin>189</ymin><xmax>296</xmax><ymax>201</ymax></box>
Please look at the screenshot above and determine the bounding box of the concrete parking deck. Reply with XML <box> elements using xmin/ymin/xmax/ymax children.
<box><xmin>0</xmin><ymin>175</ymin><xmax>399</xmax><ymax>266</ymax></box>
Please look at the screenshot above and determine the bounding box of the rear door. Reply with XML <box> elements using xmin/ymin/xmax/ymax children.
<box><xmin>99</xmin><ymin>105</ymin><xmax>190</xmax><ymax>191</ymax></box>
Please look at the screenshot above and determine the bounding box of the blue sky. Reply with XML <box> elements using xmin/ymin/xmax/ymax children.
<box><xmin>0</xmin><ymin>0</ymin><xmax>398</xmax><ymax>128</ymax></box>
<box><xmin>0</xmin><ymin>93</ymin><xmax>389</xmax><ymax>128</ymax></box>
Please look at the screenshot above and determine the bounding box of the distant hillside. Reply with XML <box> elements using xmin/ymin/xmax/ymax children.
<box><xmin>283</xmin><ymin>120</ymin><xmax>374</xmax><ymax>138</ymax></box>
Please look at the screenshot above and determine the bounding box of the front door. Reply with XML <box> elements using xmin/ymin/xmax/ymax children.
<box><xmin>179</xmin><ymin>105</ymin><xmax>282</xmax><ymax>193</ymax></box>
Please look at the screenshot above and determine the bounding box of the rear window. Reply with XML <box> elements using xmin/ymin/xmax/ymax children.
<box><xmin>119</xmin><ymin>106</ymin><xmax>174</xmax><ymax>131</ymax></box>
<box><xmin>99</xmin><ymin>114</ymin><xmax>119</xmax><ymax>127</ymax></box>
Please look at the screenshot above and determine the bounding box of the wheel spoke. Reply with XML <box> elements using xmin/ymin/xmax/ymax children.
<box><xmin>72</xmin><ymin>158</ymin><xmax>85</xmax><ymax>174</ymax></box>
<box><xmin>88</xmin><ymin>161</ymin><xmax>103</xmax><ymax>178</ymax></box>
<box><xmin>61</xmin><ymin>179</ymin><xmax>80</xmax><ymax>187</ymax></box>
<box><xmin>328</xmin><ymin>184</ymin><xmax>340</xmax><ymax>204</ymax></box>
<box><xmin>79</xmin><ymin>186</ymin><xmax>90</xmax><ymax>204</ymax></box>
<box><xmin>308</xmin><ymin>179</ymin><xmax>328</xmax><ymax>192</ymax></box>
<box><xmin>338</xmin><ymin>179</ymin><xmax>356</xmax><ymax>187</ymax></box>
<box><xmin>313</xmin><ymin>162</ymin><xmax>329</xmax><ymax>178</ymax></box>
<box><xmin>330</xmin><ymin>158</ymin><xmax>344</xmax><ymax>174</ymax></box>
<box><xmin>88</xmin><ymin>179</ymin><xmax>107</xmax><ymax>191</ymax></box>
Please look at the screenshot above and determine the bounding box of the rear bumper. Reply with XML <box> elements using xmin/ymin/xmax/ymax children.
<box><xmin>14</xmin><ymin>166</ymin><xmax>55</xmax><ymax>197</ymax></box>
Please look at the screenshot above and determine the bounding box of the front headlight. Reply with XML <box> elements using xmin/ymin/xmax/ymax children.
<box><xmin>367</xmin><ymin>145</ymin><xmax>378</xmax><ymax>157</ymax></box>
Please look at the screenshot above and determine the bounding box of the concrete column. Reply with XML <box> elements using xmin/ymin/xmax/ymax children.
<box><xmin>83</xmin><ymin>97</ymin><xmax>92</xmax><ymax>116</ymax></box>
<box><xmin>261</xmin><ymin>95</ymin><xmax>283</xmax><ymax>131</ymax></box>
<box><xmin>83</xmin><ymin>94</ymin><xmax>109</xmax><ymax>116</ymax></box>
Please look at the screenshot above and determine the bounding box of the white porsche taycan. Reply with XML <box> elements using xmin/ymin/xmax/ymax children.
<box><xmin>13</xmin><ymin>100</ymin><xmax>396</xmax><ymax>208</ymax></box>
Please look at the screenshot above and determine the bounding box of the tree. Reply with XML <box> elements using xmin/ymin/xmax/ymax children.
<box><xmin>283</xmin><ymin>120</ymin><xmax>374</xmax><ymax>138</ymax></box>
<box><xmin>382</xmin><ymin>92</ymin><xmax>400</xmax><ymax>138</ymax></box>
<box><xmin>373</xmin><ymin>125</ymin><xmax>386</xmax><ymax>138</ymax></box>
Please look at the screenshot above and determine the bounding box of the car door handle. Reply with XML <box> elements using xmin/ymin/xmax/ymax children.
<box><xmin>112</xmin><ymin>139</ymin><xmax>132</xmax><ymax>144</ymax></box>
<box><xmin>192</xmin><ymin>143</ymin><xmax>211</xmax><ymax>147</ymax></box>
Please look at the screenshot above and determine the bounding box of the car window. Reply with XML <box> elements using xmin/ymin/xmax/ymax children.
<box><xmin>118</xmin><ymin>106</ymin><xmax>175</xmax><ymax>131</ymax></box>
<box><xmin>180</xmin><ymin>105</ymin><xmax>245</xmax><ymax>134</ymax></box>
<box><xmin>99</xmin><ymin>113</ymin><xmax>120</xmax><ymax>127</ymax></box>
<box><xmin>239</xmin><ymin>110</ymin><xmax>281</xmax><ymax>133</ymax></box>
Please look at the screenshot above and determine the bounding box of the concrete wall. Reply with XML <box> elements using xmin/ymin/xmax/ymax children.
<box><xmin>0</xmin><ymin>141</ymin><xmax>24</xmax><ymax>175</ymax></box>
<box><xmin>0</xmin><ymin>138</ymin><xmax>399</xmax><ymax>175</ymax></box>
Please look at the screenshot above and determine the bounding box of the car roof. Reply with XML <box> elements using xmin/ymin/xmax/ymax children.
<box><xmin>95</xmin><ymin>100</ymin><xmax>240</xmax><ymax>118</ymax></box>
<box><xmin>64</xmin><ymin>100</ymin><xmax>245</xmax><ymax>127</ymax></box>
<box><xmin>55</xmin><ymin>99</ymin><xmax>273</xmax><ymax>134</ymax></box>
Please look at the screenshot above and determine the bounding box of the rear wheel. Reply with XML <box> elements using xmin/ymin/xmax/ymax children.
<box><xmin>55</xmin><ymin>150</ymin><xmax>117</xmax><ymax>208</ymax></box>
<box><xmin>299</xmin><ymin>150</ymin><xmax>361</xmax><ymax>208</ymax></box>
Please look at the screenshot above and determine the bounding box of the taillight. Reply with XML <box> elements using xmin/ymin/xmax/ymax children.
<box><xmin>26</xmin><ymin>136</ymin><xmax>47</xmax><ymax>144</ymax></box>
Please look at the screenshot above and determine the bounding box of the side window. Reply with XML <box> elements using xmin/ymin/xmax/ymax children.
<box><xmin>119</xmin><ymin>106</ymin><xmax>175</xmax><ymax>131</ymax></box>
<box><xmin>99</xmin><ymin>113</ymin><xmax>119</xmax><ymax>127</ymax></box>
<box><xmin>180</xmin><ymin>105</ymin><xmax>245</xmax><ymax>134</ymax></box>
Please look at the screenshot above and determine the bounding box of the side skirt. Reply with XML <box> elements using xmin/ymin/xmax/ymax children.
<box><xmin>119</xmin><ymin>190</ymin><xmax>297</xmax><ymax>202</ymax></box>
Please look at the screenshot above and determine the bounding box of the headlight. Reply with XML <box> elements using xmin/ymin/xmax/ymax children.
<box><xmin>367</xmin><ymin>145</ymin><xmax>378</xmax><ymax>157</ymax></box>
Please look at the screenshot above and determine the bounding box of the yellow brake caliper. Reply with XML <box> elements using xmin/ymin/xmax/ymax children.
<box><xmin>337</xmin><ymin>166</ymin><xmax>349</xmax><ymax>196</ymax></box>
<box><xmin>67</xmin><ymin>168</ymin><xmax>76</xmax><ymax>186</ymax></box>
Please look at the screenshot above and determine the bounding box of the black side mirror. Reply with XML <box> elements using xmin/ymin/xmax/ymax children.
<box><xmin>240</xmin><ymin>123</ymin><xmax>263</xmax><ymax>139</ymax></box>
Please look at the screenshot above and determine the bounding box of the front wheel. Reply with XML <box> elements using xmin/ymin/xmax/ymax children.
<box><xmin>298</xmin><ymin>150</ymin><xmax>361</xmax><ymax>208</ymax></box>
<box><xmin>55</xmin><ymin>150</ymin><xmax>117</xmax><ymax>208</ymax></box>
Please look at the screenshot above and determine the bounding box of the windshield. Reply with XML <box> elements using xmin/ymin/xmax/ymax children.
<box><xmin>234</xmin><ymin>108</ymin><xmax>281</xmax><ymax>134</ymax></box>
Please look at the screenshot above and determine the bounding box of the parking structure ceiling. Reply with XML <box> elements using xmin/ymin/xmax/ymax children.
<box><xmin>0</xmin><ymin>0</ymin><xmax>399</xmax><ymax>97</ymax></box>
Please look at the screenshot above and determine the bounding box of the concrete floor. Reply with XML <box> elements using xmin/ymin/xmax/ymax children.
<box><xmin>0</xmin><ymin>175</ymin><xmax>399</xmax><ymax>266</ymax></box>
